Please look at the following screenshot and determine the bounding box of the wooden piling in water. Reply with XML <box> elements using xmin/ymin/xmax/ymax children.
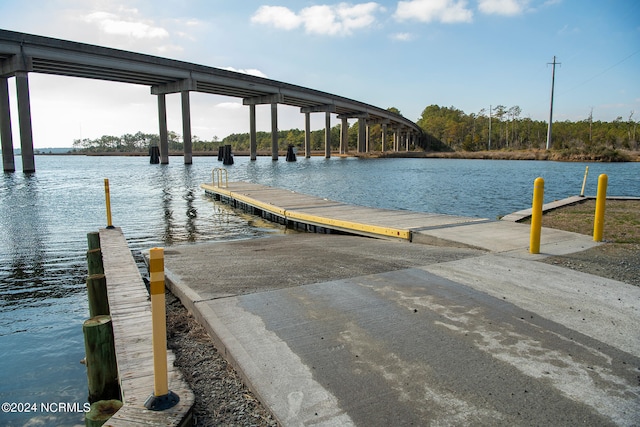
<box><xmin>87</xmin><ymin>248</ymin><xmax>104</xmax><ymax>275</ymax></box>
<box><xmin>88</xmin><ymin>232</ymin><xmax>101</xmax><ymax>251</ymax></box>
<box><xmin>85</xmin><ymin>399</ymin><xmax>123</xmax><ymax>427</ymax></box>
<box><xmin>87</xmin><ymin>274</ymin><xmax>109</xmax><ymax>317</ymax></box>
<box><xmin>83</xmin><ymin>315</ymin><xmax>120</xmax><ymax>403</ymax></box>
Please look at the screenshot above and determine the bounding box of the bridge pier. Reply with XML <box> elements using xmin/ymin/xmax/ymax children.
<box><xmin>16</xmin><ymin>72</ymin><xmax>35</xmax><ymax>173</ymax></box>
<box><xmin>250</xmin><ymin>104</ymin><xmax>257</xmax><ymax>160</ymax></box>
<box><xmin>0</xmin><ymin>71</ymin><xmax>35</xmax><ymax>173</ymax></box>
<box><xmin>181</xmin><ymin>91</ymin><xmax>192</xmax><ymax>165</ymax></box>
<box><xmin>358</xmin><ymin>118</ymin><xmax>366</xmax><ymax>153</ymax></box>
<box><xmin>0</xmin><ymin>77</ymin><xmax>15</xmax><ymax>172</ymax></box>
<box><xmin>304</xmin><ymin>112</ymin><xmax>311</xmax><ymax>158</ymax></box>
<box><xmin>157</xmin><ymin>94</ymin><xmax>169</xmax><ymax>164</ymax></box>
<box><xmin>340</xmin><ymin>117</ymin><xmax>348</xmax><ymax>154</ymax></box>
<box><xmin>324</xmin><ymin>112</ymin><xmax>331</xmax><ymax>158</ymax></box>
<box><xmin>271</xmin><ymin>103</ymin><xmax>278</xmax><ymax>160</ymax></box>
<box><xmin>381</xmin><ymin>123</ymin><xmax>388</xmax><ymax>152</ymax></box>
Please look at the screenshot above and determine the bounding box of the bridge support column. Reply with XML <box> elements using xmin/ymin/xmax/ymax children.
<box><xmin>157</xmin><ymin>94</ymin><xmax>169</xmax><ymax>164</ymax></box>
<box><xmin>358</xmin><ymin>118</ymin><xmax>366</xmax><ymax>153</ymax></box>
<box><xmin>249</xmin><ymin>104</ymin><xmax>257</xmax><ymax>160</ymax></box>
<box><xmin>340</xmin><ymin>117</ymin><xmax>348</xmax><ymax>154</ymax></box>
<box><xmin>271</xmin><ymin>103</ymin><xmax>278</xmax><ymax>161</ymax></box>
<box><xmin>181</xmin><ymin>91</ymin><xmax>192</xmax><ymax>164</ymax></box>
<box><xmin>16</xmin><ymin>71</ymin><xmax>35</xmax><ymax>173</ymax></box>
<box><xmin>381</xmin><ymin>123</ymin><xmax>387</xmax><ymax>153</ymax></box>
<box><xmin>0</xmin><ymin>77</ymin><xmax>15</xmax><ymax>172</ymax></box>
<box><xmin>393</xmin><ymin>129</ymin><xmax>398</xmax><ymax>151</ymax></box>
<box><xmin>304</xmin><ymin>112</ymin><xmax>311</xmax><ymax>158</ymax></box>
<box><xmin>324</xmin><ymin>112</ymin><xmax>331</xmax><ymax>159</ymax></box>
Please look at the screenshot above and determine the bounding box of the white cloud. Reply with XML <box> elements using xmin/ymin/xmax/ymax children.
<box><xmin>222</xmin><ymin>67</ymin><xmax>268</xmax><ymax>78</ymax></box>
<box><xmin>251</xmin><ymin>5</ymin><xmax>302</xmax><ymax>30</ymax></box>
<box><xmin>394</xmin><ymin>0</ymin><xmax>473</xmax><ymax>23</ymax></box>
<box><xmin>391</xmin><ymin>32</ymin><xmax>414</xmax><ymax>41</ymax></box>
<box><xmin>478</xmin><ymin>0</ymin><xmax>530</xmax><ymax>16</ymax></box>
<box><xmin>83</xmin><ymin>10</ymin><xmax>169</xmax><ymax>39</ymax></box>
<box><xmin>251</xmin><ymin>3</ymin><xmax>384</xmax><ymax>36</ymax></box>
<box><xmin>215</xmin><ymin>102</ymin><xmax>243</xmax><ymax>110</ymax></box>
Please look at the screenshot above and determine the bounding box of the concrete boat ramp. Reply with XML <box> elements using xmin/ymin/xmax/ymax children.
<box><xmin>160</xmin><ymin>184</ymin><xmax>639</xmax><ymax>426</ymax></box>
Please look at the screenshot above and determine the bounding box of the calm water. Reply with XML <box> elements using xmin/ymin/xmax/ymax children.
<box><xmin>0</xmin><ymin>154</ymin><xmax>638</xmax><ymax>425</ymax></box>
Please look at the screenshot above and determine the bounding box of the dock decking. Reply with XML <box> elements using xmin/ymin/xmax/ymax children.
<box><xmin>99</xmin><ymin>227</ymin><xmax>194</xmax><ymax>426</ymax></box>
<box><xmin>201</xmin><ymin>181</ymin><xmax>487</xmax><ymax>241</ymax></box>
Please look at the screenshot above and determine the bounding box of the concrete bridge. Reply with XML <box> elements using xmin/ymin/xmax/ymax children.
<box><xmin>0</xmin><ymin>29</ymin><xmax>422</xmax><ymax>172</ymax></box>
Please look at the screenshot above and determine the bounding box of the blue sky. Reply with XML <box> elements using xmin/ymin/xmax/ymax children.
<box><xmin>1</xmin><ymin>0</ymin><xmax>638</xmax><ymax>148</ymax></box>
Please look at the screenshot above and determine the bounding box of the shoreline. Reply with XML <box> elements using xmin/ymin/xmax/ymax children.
<box><xmin>34</xmin><ymin>148</ymin><xmax>640</xmax><ymax>162</ymax></box>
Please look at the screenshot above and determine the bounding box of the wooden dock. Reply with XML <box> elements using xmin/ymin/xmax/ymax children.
<box><xmin>201</xmin><ymin>181</ymin><xmax>487</xmax><ymax>241</ymax></box>
<box><xmin>99</xmin><ymin>227</ymin><xmax>194</xmax><ymax>426</ymax></box>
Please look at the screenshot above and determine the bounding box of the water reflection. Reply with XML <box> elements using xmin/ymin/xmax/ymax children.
<box><xmin>0</xmin><ymin>174</ymin><xmax>54</xmax><ymax>309</ymax></box>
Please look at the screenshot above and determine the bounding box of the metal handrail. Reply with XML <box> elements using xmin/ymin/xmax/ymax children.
<box><xmin>212</xmin><ymin>168</ymin><xmax>228</xmax><ymax>188</ymax></box>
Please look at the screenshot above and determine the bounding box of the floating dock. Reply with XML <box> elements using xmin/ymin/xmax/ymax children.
<box><xmin>200</xmin><ymin>181</ymin><xmax>487</xmax><ymax>243</ymax></box>
<box><xmin>98</xmin><ymin>227</ymin><xmax>194</xmax><ymax>426</ymax></box>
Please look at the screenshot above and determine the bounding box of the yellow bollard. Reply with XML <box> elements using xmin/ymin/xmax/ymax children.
<box><xmin>104</xmin><ymin>178</ymin><xmax>114</xmax><ymax>229</ymax></box>
<box><xmin>580</xmin><ymin>166</ymin><xmax>589</xmax><ymax>197</ymax></box>
<box><xmin>593</xmin><ymin>174</ymin><xmax>608</xmax><ymax>242</ymax></box>
<box><xmin>144</xmin><ymin>247</ymin><xmax>179</xmax><ymax>411</ymax></box>
<box><xmin>530</xmin><ymin>177</ymin><xmax>544</xmax><ymax>254</ymax></box>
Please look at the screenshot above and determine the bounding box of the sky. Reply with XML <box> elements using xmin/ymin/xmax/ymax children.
<box><xmin>0</xmin><ymin>0</ymin><xmax>638</xmax><ymax>148</ymax></box>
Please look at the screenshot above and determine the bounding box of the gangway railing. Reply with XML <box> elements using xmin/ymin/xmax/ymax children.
<box><xmin>212</xmin><ymin>168</ymin><xmax>228</xmax><ymax>188</ymax></box>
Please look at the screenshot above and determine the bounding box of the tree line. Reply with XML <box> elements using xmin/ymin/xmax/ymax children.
<box><xmin>416</xmin><ymin>105</ymin><xmax>638</xmax><ymax>153</ymax></box>
<box><xmin>71</xmin><ymin>105</ymin><xmax>638</xmax><ymax>156</ymax></box>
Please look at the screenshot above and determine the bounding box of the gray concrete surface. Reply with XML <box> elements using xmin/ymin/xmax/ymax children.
<box><xmin>163</xmin><ymin>227</ymin><xmax>640</xmax><ymax>426</ymax></box>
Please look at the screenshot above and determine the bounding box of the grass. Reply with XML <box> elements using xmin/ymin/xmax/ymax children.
<box><xmin>538</xmin><ymin>199</ymin><xmax>640</xmax><ymax>244</ymax></box>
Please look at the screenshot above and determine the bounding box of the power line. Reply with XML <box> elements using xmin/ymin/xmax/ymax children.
<box><xmin>562</xmin><ymin>49</ymin><xmax>640</xmax><ymax>94</ymax></box>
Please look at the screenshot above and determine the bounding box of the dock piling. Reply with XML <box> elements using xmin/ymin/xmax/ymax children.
<box><xmin>83</xmin><ymin>315</ymin><xmax>119</xmax><ymax>403</ymax></box>
<box><xmin>104</xmin><ymin>179</ymin><xmax>115</xmax><ymax>229</ymax></box>
<box><xmin>580</xmin><ymin>166</ymin><xmax>589</xmax><ymax>197</ymax></box>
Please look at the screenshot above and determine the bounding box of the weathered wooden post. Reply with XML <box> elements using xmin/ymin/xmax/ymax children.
<box><xmin>85</xmin><ymin>399</ymin><xmax>123</xmax><ymax>427</ymax></box>
<box><xmin>87</xmin><ymin>274</ymin><xmax>109</xmax><ymax>317</ymax></box>
<box><xmin>83</xmin><ymin>315</ymin><xmax>119</xmax><ymax>403</ymax></box>
<box><xmin>87</xmin><ymin>248</ymin><xmax>104</xmax><ymax>275</ymax></box>
<box><xmin>104</xmin><ymin>178</ymin><xmax>115</xmax><ymax>229</ymax></box>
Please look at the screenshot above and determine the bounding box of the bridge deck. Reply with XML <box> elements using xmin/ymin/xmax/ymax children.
<box><xmin>201</xmin><ymin>181</ymin><xmax>487</xmax><ymax>241</ymax></box>
<box><xmin>99</xmin><ymin>227</ymin><xmax>194</xmax><ymax>426</ymax></box>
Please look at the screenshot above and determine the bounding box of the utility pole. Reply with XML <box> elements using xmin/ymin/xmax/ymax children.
<box><xmin>546</xmin><ymin>56</ymin><xmax>560</xmax><ymax>150</ymax></box>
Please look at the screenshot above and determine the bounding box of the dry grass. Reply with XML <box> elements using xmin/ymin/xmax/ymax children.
<box><xmin>540</xmin><ymin>199</ymin><xmax>640</xmax><ymax>244</ymax></box>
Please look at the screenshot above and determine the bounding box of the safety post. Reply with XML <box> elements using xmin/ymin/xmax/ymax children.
<box><xmin>529</xmin><ymin>177</ymin><xmax>544</xmax><ymax>254</ymax></box>
<box><xmin>593</xmin><ymin>174</ymin><xmax>608</xmax><ymax>242</ymax></box>
<box><xmin>104</xmin><ymin>178</ymin><xmax>115</xmax><ymax>229</ymax></box>
<box><xmin>144</xmin><ymin>247</ymin><xmax>180</xmax><ymax>411</ymax></box>
<box><xmin>580</xmin><ymin>166</ymin><xmax>589</xmax><ymax>197</ymax></box>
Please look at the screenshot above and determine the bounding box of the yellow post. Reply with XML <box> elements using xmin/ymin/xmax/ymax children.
<box><xmin>530</xmin><ymin>177</ymin><xmax>544</xmax><ymax>254</ymax></box>
<box><xmin>145</xmin><ymin>247</ymin><xmax>179</xmax><ymax>410</ymax></box>
<box><xmin>104</xmin><ymin>178</ymin><xmax>114</xmax><ymax>229</ymax></box>
<box><xmin>580</xmin><ymin>166</ymin><xmax>589</xmax><ymax>197</ymax></box>
<box><xmin>593</xmin><ymin>174</ymin><xmax>608</xmax><ymax>242</ymax></box>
